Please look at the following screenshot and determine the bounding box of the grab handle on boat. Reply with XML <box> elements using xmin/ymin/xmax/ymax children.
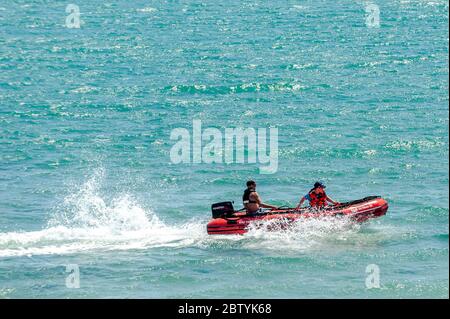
<box><xmin>226</xmin><ymin>217</ymin><xmax>240</xmax><ymax>224</ymax></box>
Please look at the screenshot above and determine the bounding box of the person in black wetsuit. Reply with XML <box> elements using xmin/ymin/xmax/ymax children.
<box><xmin>243</xmin><ymin>180</ymin><xmax>277</xmax><ymax>214</ymax></box>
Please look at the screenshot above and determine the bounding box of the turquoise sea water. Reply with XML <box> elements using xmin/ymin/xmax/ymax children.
<box><xmin>0</xmin><ymin>0</ymin><xmax>448</xmax><ymax>298</ymax></box>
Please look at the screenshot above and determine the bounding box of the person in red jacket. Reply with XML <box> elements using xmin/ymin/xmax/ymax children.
<box><xmin>296</xmin><ymin>182</ymin><xmax>340</xmax><ymax>209</ymax></box>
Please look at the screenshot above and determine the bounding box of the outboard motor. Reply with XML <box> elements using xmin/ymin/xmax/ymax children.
<box><xmin>211</xmin><ymin>201</ymin><xmax>235</xmax><ymax>218</ymax></box>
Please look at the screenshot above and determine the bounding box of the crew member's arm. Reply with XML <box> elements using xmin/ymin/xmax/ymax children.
<box><xmin>326</xmin><ymin>195</ymin><xmax>340</xmax><ymax>205</ymax></box>
<box><xmin>295</xmin><ymin>196</ymin><xmax>306</xmax><ymax>210</ymax></box>
<box><xmin>253</xmin><ymin>192</ymin><xmax>277</xmax><ymax>210</ymax></box>
<box><xmin>296</xmin><ymin>193</ymin><xmax>311</xmax><ymax>210</ymax></box>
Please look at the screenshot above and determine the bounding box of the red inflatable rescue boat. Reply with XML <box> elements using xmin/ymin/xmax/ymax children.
<box><xmin>207</xmin><ymin>196</ymin><xmax>388</xmax><ymax>235</ymax></box>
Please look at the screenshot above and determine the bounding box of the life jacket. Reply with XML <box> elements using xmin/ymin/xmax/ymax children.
<box><xmin>308</xmin><ymin>189</ymin><xmax>327</xmax><ymax>207</ymax></box>
<box><xmin>243</xmin><ymin>188</ymin><xmax>257</xmax><ymax>205</ymax></box>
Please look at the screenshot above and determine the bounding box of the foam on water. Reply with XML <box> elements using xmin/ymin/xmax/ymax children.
<box><xmin>0</xmin><ymin>174</ymin><xmax>380</xmax><ymax>257</ymax></box>
<box><xmin>242</xmin><ymin>216</ymin><xmax>362</xmax><ymax>251</ymax></box>
<box><xmin>0</xmin><ymin>174</ymin><xmax>207</xmax><ymax>257</ymax></box>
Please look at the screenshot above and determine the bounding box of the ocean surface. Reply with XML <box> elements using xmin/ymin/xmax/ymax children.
<box><xmin>0</xmin><ymin>0</ymin><xmax>448</xmax><ymax>298</ymax></box>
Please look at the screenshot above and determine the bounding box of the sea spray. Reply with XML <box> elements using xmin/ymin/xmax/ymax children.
<box><xmin>0</xmin><ymin>174</ymin><xmax>372</xmax><ymax>257</ymax></box>
<box><xmin>242</xmin><ymin>215</ymin><xmax>361</xmax><ymax>252</ymax></box>
<box><xmin>0</xmin><ymin>175</ymin><xmax>207</xmax><ymax>257</ymax></box>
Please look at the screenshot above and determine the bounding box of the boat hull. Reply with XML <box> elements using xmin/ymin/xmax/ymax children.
<box><xmin>207</xmin><ymin>197</ymin><xmax>388</xmax><ymax>235</ymax></box>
